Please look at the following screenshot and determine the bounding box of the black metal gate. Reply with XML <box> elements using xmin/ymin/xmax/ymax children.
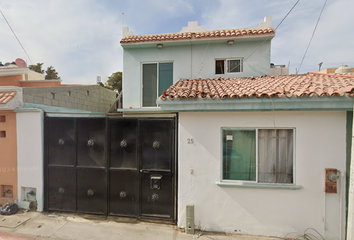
<box><xmin>45</xmin><ymin>116</ymin><xmax>176</xmax><ymax>222</ymax></box>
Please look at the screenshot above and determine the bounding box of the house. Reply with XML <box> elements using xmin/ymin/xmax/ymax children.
<box><xmin>0</xmin><ymin>61</ymin><xmax>48</xmax><ymax>85</ymax></box>
<box><xmin>0</xmin><ymin>87</ymin><xmax>22</xmax><ymax>206</ymax></box>
<box><xmin>0</xmin><ymin>64</ymin><xmax>117</xmax><ymax>211</ymax></box>
<box><xmin>118</xmin><ymin>18</ymin><xmax>353</xmax><ymax>240</ymax></box>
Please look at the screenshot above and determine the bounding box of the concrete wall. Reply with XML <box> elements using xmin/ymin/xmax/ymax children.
<box><xmin>16</xmin><ymin>110</ymin><xmax>44</xmax><ymax>211</ymax></box>
<box><xmin>178</xmin><ymin>111</ymin><xmax>346</xmax><ymax>239</ymax></box>
<box><xmin>23</xmin><ymin>85</ymin><xmax>117</xmax><ymax>113</ymax></box>
<box><xmin>122</xmin><ymin>40</ymin><xmax>271</xmax><ymax>108</ymax></box>
<box><xmin>0</xmin><ymin>111</ymin><xmax>18</xmax><ymax>205</ymax></box>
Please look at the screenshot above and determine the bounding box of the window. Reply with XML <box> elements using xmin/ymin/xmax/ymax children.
<box><xmin>142</xmin><ymin>62</ymin><xmax>173</xmax><ymax>107</ymax></box>
<box><xmin>0</xmin><ymin>115</ymin><xmax>5</xmax><ymax>122</ymax></box>
<box><xmin>215</xmin><ymin>58</ymin><xmax>243</xmax><ymax>74</ymax></box>
<box><xmin>0</xmin><ymin>131</ymin><xmax>6</xmax><ymax>138</ymax></box>
<box><xmin>222</xmin><ymin>128</ymin><xmax>294</xmax><ymax>184</ymax></box>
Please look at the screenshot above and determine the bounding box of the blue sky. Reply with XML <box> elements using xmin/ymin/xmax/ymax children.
<box><xmin>1</xmin><ymin>0</ymin><xmax>353</xmax><ymax>84</ymax></box>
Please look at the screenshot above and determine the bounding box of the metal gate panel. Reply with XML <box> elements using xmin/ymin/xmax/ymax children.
<box><xmin>140</xmin><ymin>171</ymin><xmax>172</xmax><ymax>217</ymax></box>
<box><xmin>46</xmin><ymin>116</ymin><xmax>176</xmax><ymax>221</ymax></box>
<box><xmin>110</xmin><ymin>118</ymin><xmax>138</xmax><ymax>168</ymax></box>
<box><xmin>77</xmin><ymin>168</ymin><xmax>107</xmax><ymax>214</ymax></box>
<box><xmin>141</xmin><ymin>120</ymin><xmax>173</xmax><ymax>170</ymax></box>
<box><xmin>48</xmin><ymin>167</ymin><xmax>76</xmax><ymax>211</ymax></box>
<box><xmin>109</xmin><ymin>118</ymin><xmax>139</xmax><ymax>216</ymax></box>
<box><xmin>77</xmin><ymin>118</ymin><xmax>106</xmax><ymax>167</ymax></box>
<box><xmin>48</xmin><ymin>118</ymin><xmax>76</xmax><ymax>166</ymax></box>
<box><xmin>140</xmin><ymin>120</ymin><xmax>174</xmax><ymax>219</ymax></box>
<box><xmin>109</xmin><ymin>170</ymin><xmax>138</xmax><ymax>216</ymax></box>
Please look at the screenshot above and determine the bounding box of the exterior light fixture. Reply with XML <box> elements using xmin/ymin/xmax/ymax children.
<box><xmin>227</xmin><ymin>40</ymin><xmax>234</xmax><ymax>45</ymax></box>
<box><xmin>157</xmin><ymin>44</ymin><xmax>163</xmax><ymax>49</ymax></box>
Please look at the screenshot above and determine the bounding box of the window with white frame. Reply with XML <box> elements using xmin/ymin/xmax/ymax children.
<box><xmin>222</xmin><ymin>128</ymin><xmax>294</xmax><ymax>184</ymax></box>
<box><xmin>142</xmin><ymin>62</ymin><xmax>173</xmax><ymax>107</ymax></box>
<box><xmin>215</xmin><ymin>58</ymin><xmax>243</xmax><ymax>74</ymax></box>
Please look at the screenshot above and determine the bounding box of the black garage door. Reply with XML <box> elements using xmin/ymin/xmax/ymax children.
<box><xmin>44</xmin><ymin>116</ymin><xmax>176</xmax><ymax>221</ymax></box>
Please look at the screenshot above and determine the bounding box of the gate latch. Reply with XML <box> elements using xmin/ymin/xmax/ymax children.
<box><xmin>150</xmin><ymin>174</ymin><xmax>162</xmax><ymax>190</ymax></box>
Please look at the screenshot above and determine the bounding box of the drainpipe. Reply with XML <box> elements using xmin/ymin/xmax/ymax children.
<box><xmin>347</xmin><ymin>108</ymin><xmax>354</xmax><ymax>239</ymax></box>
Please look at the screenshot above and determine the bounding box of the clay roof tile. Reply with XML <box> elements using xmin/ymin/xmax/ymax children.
<box><xmin>159</xmin><ymin>73</ymin><xmax>354</xmax><ymax>101</ymax></box>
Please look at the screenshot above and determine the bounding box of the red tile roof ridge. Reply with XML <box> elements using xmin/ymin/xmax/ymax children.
<box><xmin>121</xmin><ymin>27</ymin><xmax>276</xmax><ymax>44</ymax></box>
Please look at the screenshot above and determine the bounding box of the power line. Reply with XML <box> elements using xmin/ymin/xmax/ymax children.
<box><xmin>296</xmin><ymin>0</ymin><xmax>327</xmax><ymax>74</ymax></box>
<box><xmin>0</xmin><ymin>8</ymin><xmax>33</xmax><ymax>65</ymax></box>
<box><xmin>226</xmin><ymin>0</ymin><xmax>300</xmax><ymax>75</ymax></box>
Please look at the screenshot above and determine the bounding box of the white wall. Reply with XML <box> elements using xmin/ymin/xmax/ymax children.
<box><xmin>16</xmin><ymin>110</ymin><xmax>44</xmax><ymax>211</ymax></box>
<box><xmin>178</xmin><ymin>111</ymin><xmax>346</xmax><ymax>239</ymax></box>
<box><xmin>122</xmin><ymin>40</ymin><xmax>271</xmax><ymax>108</ymax></box>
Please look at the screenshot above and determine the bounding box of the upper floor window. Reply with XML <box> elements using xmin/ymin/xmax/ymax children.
<box><xmin>215</xmin><ymin>58</ymin><xmax>243</xmax><ymax>74</ymax></box>
<box><xmin>142</xmin><ymin>62</ymin><xmax>173</xmax><ymax>107</ymax></box>
<box><xmin>222</xmin><ymin>128</ymin><xmax>294</xmax><ymax>184</ymax></box>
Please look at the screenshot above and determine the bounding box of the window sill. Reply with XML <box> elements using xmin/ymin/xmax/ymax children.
<box><xmin>216</xmin><ymin>181</ymin><xmax>302</xmax><ymax>190</ymax></box>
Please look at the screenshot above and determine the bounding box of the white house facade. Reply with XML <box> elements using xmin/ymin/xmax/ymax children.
<box><xmin>119</xmin><ymin>17</ymin><xmax>354</xmax><ymax>240</ymax></box>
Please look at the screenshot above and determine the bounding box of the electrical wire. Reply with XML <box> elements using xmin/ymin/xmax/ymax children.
<box><xmin>296</xmin><ymin>0</ymin><xmax>327</xmax><ymax>74</ymax></box>
<box><xmin>0</xmin><ymin>8</ymin><xmax>33</xmax><ymax>65</ymax></box>
<box><xmin>224</xmin><ymin>0</ymin><xmax>300</xmax><ymax>75</ymax></box>
<box><xmin>196</xmin><ymin>39</ymin><xmax>211</xmax><ymax>78</ymax></box>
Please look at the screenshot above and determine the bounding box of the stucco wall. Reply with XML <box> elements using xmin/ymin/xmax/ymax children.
<box><xmin>178</xmin><ymin>111</ymin><xmax>346</xmax><ymax>239</ymax></box>
<box><xmin>0</xmin><ymin>111</ymin><xmax>18</xmax><ymax>205</ymax></box>
<box><xmin>16</xmin><ymin>110</ymin><xmax>44</xmax><ymax>211</ymax></box>
<box><xmin>23</xmin><ymin>85</ymin><xmax>117</xmax><ymax>113</ymax></box>
<box><xmin>0</xmin><ymin>75</ymin><xmax>22</xmax><ymax>86</ymax></box>
<box><xmin>122</xmin><ymin>40</ymin><xmax>271</xmax><ymax>108</ymax></box>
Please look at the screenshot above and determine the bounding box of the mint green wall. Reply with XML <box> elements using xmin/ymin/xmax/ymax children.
<box><xmin>122</xmin><ymin>40</ymin><xmax>271</xmax><ymax>108</ymax></box>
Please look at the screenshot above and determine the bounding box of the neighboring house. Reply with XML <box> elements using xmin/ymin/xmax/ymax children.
<box><xmin>0</xmin><ymin>62</ymin><xmax>47</xmax><ymax>84</ymax></box>
<box><xmin>118</xmin><ymin>18</ymin><xmax>353</xmax><ymax>240</ymax></box>
<box><xmin>319</xmin><ymin>65</ymin><xmax>354</xmax><ymax>76</ymax></box>
<box><xmin>0</xmin><ymin>87</ymin><xmax>22</xmax><ymax>206</ymax></box>
<box><xmin>0</xmin><ymin>68</ymin><xmax>117</xmax><ymax>211</ymax></box>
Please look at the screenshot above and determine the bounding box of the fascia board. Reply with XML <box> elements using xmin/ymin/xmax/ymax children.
<box><xmin>156</xmin><ymin>95</ymin><xmax>354</xmax><ymax>112</ymax></box>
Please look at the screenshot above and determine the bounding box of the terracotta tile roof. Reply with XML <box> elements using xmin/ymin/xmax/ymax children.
<box><xmin>0</xmin><ymin>91</ymin><xmax>16</xmax><ymax>104</ymax></box>
<box><xmin>160</xmin><ymin>73</ymin><xmax>354</xmax><ymax>101</ymax></box>
<box><xmin>120</xmin><ymin>28</ymin><xmax>275</xmax><ymax>44</ymax></box>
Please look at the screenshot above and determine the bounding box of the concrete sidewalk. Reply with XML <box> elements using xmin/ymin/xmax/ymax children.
<box><xmin>0</xmin><ymin>211</ymin><xmax>285</xmax><ymax>240</ymax></box>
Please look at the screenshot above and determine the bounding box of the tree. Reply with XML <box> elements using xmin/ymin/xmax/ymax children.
<box><xmin>45</xmin><ymin>66</ymin><xmax>60</xmax><ymax>80</ymax></box>
<box><xmin>106</xmin><ymin>71</ymin><xmax>122</xmax><ymax>92</ymax></box>
<box><xmin>29</xmin><ymin>63</ymin><xmax>44</xmax><ymax>74</ymax></box>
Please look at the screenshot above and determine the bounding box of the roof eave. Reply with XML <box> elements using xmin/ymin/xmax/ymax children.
<box><xmin>0</xmin><ymin>68</ymin><xmax>28</xmax><ymax>77</ymax></box>
<box><xmin>120</xmin><ymin>34</ymin><xmax>275</xmax><ymax>48</ymax></box>
<box><xmin>156</xmin><ymin>95</ymin><xmax>354</xmax><ymax>112</ymax></box>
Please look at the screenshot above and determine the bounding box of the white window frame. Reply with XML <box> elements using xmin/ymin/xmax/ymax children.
<box><xmin>220</xmin><ymin>127</ymin><xmax>296</xmax><ymax>185</ymax></box>
<box><xmin>141</xmin><ymin>61</ymin><xmax>173</xmax><ymax>108</ymax></box>
<box><xmin>215</xmin><ymin>58</ymin><xmax>243</xmax><ymax>74</ymax></box>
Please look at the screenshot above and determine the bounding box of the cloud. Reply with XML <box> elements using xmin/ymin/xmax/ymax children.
<box><xmin>1</xmin><ymin>0</ymin><xmax>353</xmax><ymax>84</ymax></box>
<box><xmin>1</xmin><ymin>0</ymin><xmax>122</xmax><ymax>84</ymax></box>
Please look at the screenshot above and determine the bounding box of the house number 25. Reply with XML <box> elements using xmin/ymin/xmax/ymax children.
<box><xmin>187</xmin><ymin>138</ymin><xmax>194</xmax><ymax>144</ymax></box>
